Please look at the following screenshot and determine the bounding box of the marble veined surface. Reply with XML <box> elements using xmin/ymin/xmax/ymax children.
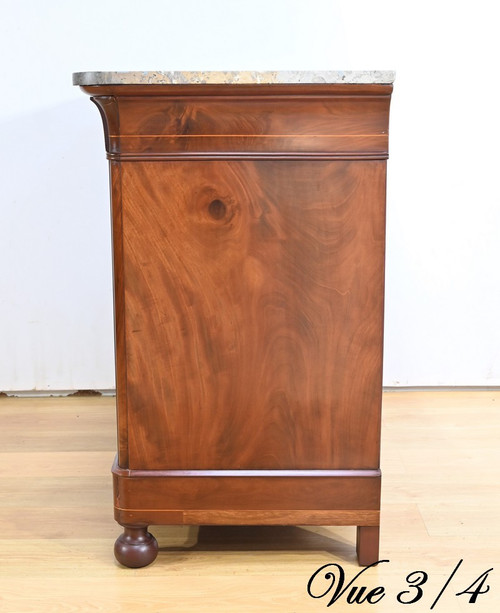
<box><xmin>73</xmin><ymin>70</ymin><xmax>395</xmax><ymax>86</ymax></box>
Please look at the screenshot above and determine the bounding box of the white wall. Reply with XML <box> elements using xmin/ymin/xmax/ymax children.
<box><xmin>1</xmin><ymin>0</ymin><xmax>499</xmax><ymax>391</ymax></box>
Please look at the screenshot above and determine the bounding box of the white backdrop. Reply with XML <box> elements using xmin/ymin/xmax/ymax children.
<box><xmin>1</xmin><ymin>0</ymin><xmax>499</xmax><ymax>392</ymax></box>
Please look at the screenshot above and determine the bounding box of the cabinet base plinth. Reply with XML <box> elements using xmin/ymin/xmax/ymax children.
<box><xmin>112</xmin><ymin>458</ymin><xmax>381</xmax><ymax>566</ymax></box>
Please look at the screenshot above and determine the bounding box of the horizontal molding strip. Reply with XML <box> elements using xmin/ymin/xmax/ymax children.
<box><xmin>83</xmin><ymin>85</ymin><xmax>394</xmax><ymax>97</ymax></box>
<box><xmin>113</xmin><ymin>508</ymin><xmax>381</xmax><ymax>526</ymax></box>
<box><xmin>113</xmin><ymin>465</ymin><xmax>381</xmax><ymax>478</ymax></box>
<box><xmin>107</xmin><ymin>152</ymin><xmax>388</xmax><ymax>161</ymax></box>
<box><xmin>114</xmin><ymin>134</ymin><xmax>387</xmax><ymax>139</ymax></box>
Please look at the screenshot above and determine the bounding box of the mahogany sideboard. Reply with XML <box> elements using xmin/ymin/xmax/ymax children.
<box><xmin>74</xmin><ymin>70</ymin><xmax>394</xmax><ymax>568</ymax></box>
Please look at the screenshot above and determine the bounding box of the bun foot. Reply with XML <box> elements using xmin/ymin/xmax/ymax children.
<box><xmin>114</xmin><ymin>525</ymin><xmax>158</xmax><ymax>568</ymax></box>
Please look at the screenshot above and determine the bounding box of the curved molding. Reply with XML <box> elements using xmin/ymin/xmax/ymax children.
<box><xmin>91</xmin><ymin>96</ymin><xmax>119</xmax><ymax>154</ymax></box>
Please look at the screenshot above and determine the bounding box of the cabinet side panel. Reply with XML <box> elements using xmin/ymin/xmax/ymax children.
<box><xmin>121</xmin><ymin>160</ymin><xmax>385</xmax><ymax>470</ymax></box>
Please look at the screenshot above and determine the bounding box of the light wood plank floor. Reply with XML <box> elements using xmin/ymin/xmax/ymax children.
<box><xmin>0</xmin><ymin>391</ymin><xmax>499</xmax><ymax>612</ymax></box>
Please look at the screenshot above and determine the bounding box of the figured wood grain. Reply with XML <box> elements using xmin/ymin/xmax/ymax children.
<box><xmin>113</xmin><ymin>95</ymin><xmax>389</xmax><ymax>157</ymax></box>
<box><xmin>115</xmin><ymin>95</ymin><xmax>389</xmax><ymax>135</ymax></box>
<box><xmin>120</xmin><ymin>159</ymin><xmax>385</xmax><ymax>470</ymax></box>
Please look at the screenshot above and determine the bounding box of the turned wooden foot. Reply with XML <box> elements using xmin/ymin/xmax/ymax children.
<box><xmin>114</xmin><ymin>525</ymin><xmax>158</xmax><ymax>568</ymax></box>
<box><xmin>356</xmin><ymin>526</ymin><xmax>380</xmax><ymax>566</ymax></box>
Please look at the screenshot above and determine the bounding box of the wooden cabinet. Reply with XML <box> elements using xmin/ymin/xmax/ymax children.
<box><xmin>75</xmin><ymin>71</ymin><xmax>394</xmax><ymax>567</ymax></box>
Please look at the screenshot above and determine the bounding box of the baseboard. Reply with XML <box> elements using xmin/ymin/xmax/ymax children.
<box><xmin>383</xmin><ymin>386</ymin><xmax>500</xmax><ymax>392</ymax></box>
<box><xmin>0</xmin><ymin>389</ymin><xmax>117</xmax><ymax>398</ymax></box>
<box><xmin>2</xmin><ymin>386</ymin><xmax>499</xmax><ymax>398</ymax></box>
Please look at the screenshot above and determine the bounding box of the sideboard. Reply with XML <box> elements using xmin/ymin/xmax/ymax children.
<box><xmin>74</xmin><ymin>70</ymin><xmax>394</xmax><ymax>567</ymax></box>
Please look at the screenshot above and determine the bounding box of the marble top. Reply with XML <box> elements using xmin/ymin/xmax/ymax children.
<box><xmin>73</xmin><ymin>70</ymin><xmax>395</xmax><ymax>86</ymax></box>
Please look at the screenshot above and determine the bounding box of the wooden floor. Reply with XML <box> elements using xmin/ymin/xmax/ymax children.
<box><xmin>0</xmin><ymin>391</ymin><xmax>499</xmax><ymax>612</ymax></box>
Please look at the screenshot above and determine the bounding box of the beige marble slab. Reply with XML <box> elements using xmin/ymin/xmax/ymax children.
<box><xmin>73</xmin><ymin>70</ymin><xmax>395</xmax><ymax>86</ymax></box>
